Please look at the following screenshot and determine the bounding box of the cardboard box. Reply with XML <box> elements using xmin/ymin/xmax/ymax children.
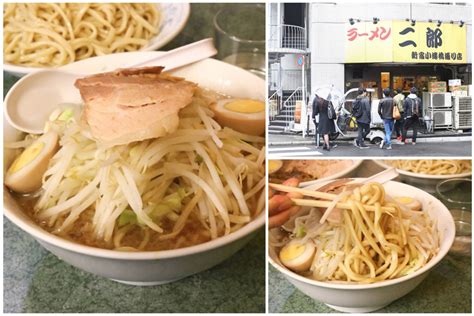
<box><xmin>449</xmin><ymin>86</ymin><xmax>460</xmax><ymax>92</ymax></box>
<box><xmin>450</xmin><ymin>85</ymin><xmax>469</xmax><ymax>92</ymax></box>
<box><xmin>429</xmin><ymin>87</ymin><xmax>447</xmax><ymax>93</ymax></box>
<box><xmin>448</xmin><ymin>79</ymin><xmax>462</xmax><ymax>86</ymax></box>
<box><xmin>428</xmin><ymin>81</ymin><xmax>447</xmax><ymax>92</ymax></box>
<box><xmin>452</xmin><ymin>90</ymin><xmax>468</xmax><ymax>97</ymax></box>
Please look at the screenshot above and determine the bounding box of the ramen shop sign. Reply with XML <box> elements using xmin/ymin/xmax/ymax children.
<box><xmin>345</xmin><ymin>20</ymin><xmax>467</xmax><ymax>63</ymax></box>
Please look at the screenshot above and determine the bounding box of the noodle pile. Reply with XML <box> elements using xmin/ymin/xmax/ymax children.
<box><xmin>271</xmin><ymin>182</ymin><xmax>439</xmax><ymax>283</ymax></box>
<box><xmin>15</xmin><ymin>89</ymin><xmax>265</xmax><ymax>251</ymax></box>
<box><xmin>386</xmin><ymin>160</ymin><xmax>471</xmax><ymax>175</ymax></box>
<box><xmin>4</xmin><ymin>3</ymin><xmax>160</xmax><ymax>67</ymax></box>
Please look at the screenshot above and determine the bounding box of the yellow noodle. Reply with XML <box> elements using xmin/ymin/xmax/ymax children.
<box><xmin>386</xmin><ymin>159</ymin><xmax>471</xmax><ymax>175</ymax></box>
<box><xmin>4</xmin><ymin>3</ymin><xmax>160</xmax><ymax>67</ymax></box>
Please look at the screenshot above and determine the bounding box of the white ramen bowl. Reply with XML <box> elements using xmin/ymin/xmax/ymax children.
<box><xmin>4</xmin><ymin>3</ymin><xmax>190</xmax><ymax>76</ymax></box>
<box><xmin>373</xmin><ymin>160</ymin><xmax>472</xmax><ymax>193</ymax></box>
<box><xmin>3</xmin><ymin>52</ymin><xmax>265</xmax><ymax>285</ymax></box>
<box><xmin>268</xmin><ymin>178</ymin><xmax>455</xmax><ymax>313</ymax></box>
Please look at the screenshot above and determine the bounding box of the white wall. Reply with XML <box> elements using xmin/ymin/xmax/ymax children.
<box><xmin>311</xmin><ymin>3</ymin><xmax>410</xmax><ymax>23</ymax></box>
<box><xmin>281</xmin><ymin>55</ymin><xmax>303</xmax><ymax>90</ymax></box>
<box><xmin>310</xmin><ymin>63</ymin><xmax>345</xmax><ymax>94</ymax></box>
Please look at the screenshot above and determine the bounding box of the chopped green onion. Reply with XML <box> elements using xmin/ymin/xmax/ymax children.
<box><xmin>296</xmin><ymin>226</ymin><xmax>306</xmax><ymax>238</ymax></box>
<box><xmin>151</xmin><ymin>203</ymin><xmax>173</xmax><ymax>219</ymax></box>
<box><xmin>164</xmin><ymin>193</ymin><xmax>181</xmax><ymax>211</ymax></box>
<box><xmin>178</xmin><ymin>187</ymin><xmax>187</xmax><ymax>199</ymax></box>
<box><xmin>194</xmin><ymin>155</ymin><xmax>204</xmax><ymax>164</ymax></box>
<box><xmin>58</xmin><ymin>108</ymin><xmax>74</xmax><ymax>122</ymax></box>
<box><xmin>118</xmin><ymin>209</ymin><xmax>137</xmax><ymax>227</ymax></box>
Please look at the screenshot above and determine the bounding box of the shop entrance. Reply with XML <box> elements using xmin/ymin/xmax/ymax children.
<box><xmin>344</xmin><ymin>63</ymin><xmax>471</xmax><ymax>98</ymax></box>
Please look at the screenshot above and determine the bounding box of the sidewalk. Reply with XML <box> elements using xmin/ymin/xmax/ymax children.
<box><xmin>269</xmin><ymin>130</ymin><xmax>472</xmax><ymax>146</ymax></box>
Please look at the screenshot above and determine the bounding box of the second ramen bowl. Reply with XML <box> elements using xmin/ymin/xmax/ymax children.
<box><xmin>268</xmin><ymin>178</ymin><xmax>455</xmax><ymax>313</ymax></box>
<box><xmin>373</xmin><ymin>160</ymin><xmax>472</xmax><ymax>193</ymax></box>
<box><xmin>4</xmin><ymin>52</ymin><xmax>265</xmax><ymax>285</ymax></box>
<box><xmin>4</xmin><ymin>3</ymin><xmax>190</xmax><ymax>76</ymax></box>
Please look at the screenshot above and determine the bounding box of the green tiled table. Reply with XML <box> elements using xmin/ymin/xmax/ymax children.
<box><xmin>3</xmin><ymin>4</ymin><xmax>265</xmax><ymax>313</ymax></box>
<box><xmin>269</xmin><ymin>161</ymin><xmax>472</xmax><ymax>313</ymax></box>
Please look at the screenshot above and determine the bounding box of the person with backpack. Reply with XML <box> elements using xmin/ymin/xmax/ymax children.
<box><xmin>352</xmin><ymin>87</ymin><xmax>371</xmax><ymax>149</ymax></box>
<box><xmin>312</xmin><ymin>94</ymin><xmax>337</xmax><ymax>151</ymax></box>
<box><xmin>393</xmin><ymin>88</ymin><xmax>405</xmax><ymax>142</ymax></box>
<box><xmin>377</xmin><ymin>88</ymin><xmax>395</xmax><ymax>150</ymax></box>
<box><xmin>402</xmin><ymin>87</ymin><xmax>422</xmax><ymax>145</ymax></box>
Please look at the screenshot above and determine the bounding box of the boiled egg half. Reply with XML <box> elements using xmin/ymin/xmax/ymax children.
<box><xmin>279</xmin><ymin>239</ymin><xmax>316</xmax><ymax>272</ymax></box>
<box><xmin>211</xmin><ymin>98</ymin><xmax>265</xmax><ymax>136</ymax></box>
<box><xmin>395</xmin><ymin>196</ymin><xmax>422</xmax><ymax>211</ymax></box>
<box><xmin>268</xmin><ymin>160</ymin><xmax>283</xmax><ymax>174</ymax></box>
<box><xmin>5</xmin><ymin>132</ymin><xmax>59</xmax><ymax>193</ymax></box>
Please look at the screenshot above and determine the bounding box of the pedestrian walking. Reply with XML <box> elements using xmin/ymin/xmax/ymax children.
<box><xmin>393</xmin><ymin>88</ymin><xmax>405</xmax><ymax>142</ymax></box>
<box><xmin>312</xmin><ymin>94</ymin><xmax>337</xmax><ymax>151</ymax></box>
<box><xmin>402</xmin><ymin>87</ymin><xmax>422</xmax><ymax>145</ymax></box>
<box><xmin>352</xmin><ymin>87</ymin><xmax>371</xmax><ymax>149</ymax></box>
<box><xmin>378</xmin><ymin>88</ymin><xmax>395</xmax><ymax>150</ymax></box>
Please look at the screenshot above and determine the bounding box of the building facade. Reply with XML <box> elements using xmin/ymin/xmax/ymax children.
<box><xmin>268</xmin><ymin>2</ymin><xmax>472</xmax><ymax>135</ymax></box>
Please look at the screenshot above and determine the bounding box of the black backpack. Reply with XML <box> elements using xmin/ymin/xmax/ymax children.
<box><xmin>352</xmin><ymin>99</ymin><xmax>362</xmax><ymax>118</ymax></box>
<box><xmin>410</xmin><ymin>98</ymin><xmax>420</xmax><ymax>118</ymax></box>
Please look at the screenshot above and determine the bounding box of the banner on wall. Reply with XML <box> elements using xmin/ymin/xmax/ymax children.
<box><xmin>345</xmin><ymin>20</ymin><xmax>467</xmax><ymax>63</ymax></box>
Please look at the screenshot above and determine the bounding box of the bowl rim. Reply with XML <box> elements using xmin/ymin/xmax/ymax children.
<box><xmin>145</xmin><ymin>3</ymin><xmax>191</xmax><ymax>52</ymax></box>
<box><xmin>3</xmin><ymin>53</ymin><xmax>265</xmax><ymax>261</ymax></box>
<box><xmin>268</xmin><ymin>178</ymin><xmax>456</xmax><ymax>290</ymax></box>
<box><xmin>373</xmin><ymin>160</ymin><xmax>472</xmax><ymax>180</ymax></box>
<box><xmin>299</xmin><ymin>159</ymin><xmax>363</xmax><ymax>187</ymax></box>
<box><xmin>3</xmin><ymin>3</ymin><xmax>191</xmax><ymax>76</ymax></box>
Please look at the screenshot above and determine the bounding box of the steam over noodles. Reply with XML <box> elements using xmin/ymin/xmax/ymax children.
<box><xmin>7</xmin><ymin>89</ymin><xmax>265</xmax><ymax>251</ymax></box>
<box><xmin>270</xmin><ymin>180</ymin><xmax>440</xmax><ymax>283</ymax></box>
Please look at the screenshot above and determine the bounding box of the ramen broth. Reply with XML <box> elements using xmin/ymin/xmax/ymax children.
<box><xmin>15</xmin><ymin>191</ymin><xmax>213</xmax><ymax>251</ymax></box>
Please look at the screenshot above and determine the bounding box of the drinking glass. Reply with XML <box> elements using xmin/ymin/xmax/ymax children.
<box><xmin>213</xmin><ymin>4</ymin><xmax>265</xmax><ymax>78</ymax></box>
<box><xmin>436</xmin><ymin>178</ymin><xmax>472</xmax><ymax>256</ymax></box>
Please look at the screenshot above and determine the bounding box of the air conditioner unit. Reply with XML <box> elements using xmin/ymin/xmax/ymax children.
<box><xmin>426</xmin><ymin>109</ymin><xmax>453</xmax><ymax>129</ymax></box>
<box><xmin>453</xmin><ymin>96</ymin><xmax>472</xmax><ymax>129</ymax></box>
<box><xmin>453</xmin><ymin>96</ymin><xmax>472</xmax><ymax>112</ymax></box>
<box><xmin>453</xmin><ymin>112</ymin><xmax>472</xmax><ymax>129</ymax></box>
<box><xmin>423</xmin><ymin>92</ymin><xmax>452</xmax><ymax>109</ymax></box>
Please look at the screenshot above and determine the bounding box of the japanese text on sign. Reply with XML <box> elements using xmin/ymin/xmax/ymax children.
<box><xmin>345</xmin><ymin>20</ymin><xmax>466</xmax><ymax>63</ymax></box>
<box><xmin>347</xmin><ymin>26</ymin><xmax>391</xmax><ymax>41</ymax></box>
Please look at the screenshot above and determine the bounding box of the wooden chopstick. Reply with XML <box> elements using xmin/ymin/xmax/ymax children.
<box><xmin>269</xmin><ymin>183</ymin><xmax>336</xmax><ymax>200</ymax></box>
<box><xmin>292</xmin><ymin>198</ymin><xmax>396</xmax><ymax>213</ymax></box>
<box><xmin>270</xmin><ymin>182</ymin><xmax>397</xmax><ymax>213</ymax></box>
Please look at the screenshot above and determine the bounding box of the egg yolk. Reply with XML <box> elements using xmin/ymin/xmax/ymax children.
<box><xmin>8</xmin><ymin>142</ymin><xmax>45</xmax><ymax>174</ymax></box>
<box><xmin>268</xmin><ymin>160</ymin><xmax>282</xmax><ymax>174</ymax></box>
<box><xmin>280</xmin><ymin>243</ymin><xmax>306</xmax><ymax>261</ymax></box>
<box><xmin>396</xmin><ymin>197</ymin><xmax>414</xmax><ymax>204</ymax></box>
<box><xmin>224</xmin><ymin>99</ymin><xmax>265</xmax><ymax>114</ymax></box>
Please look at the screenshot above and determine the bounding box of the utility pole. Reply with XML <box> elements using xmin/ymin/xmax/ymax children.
<box><xmin>300</xmin><ymin>55</ymin><xmax>307</xmax><ymax>137</ymax></box>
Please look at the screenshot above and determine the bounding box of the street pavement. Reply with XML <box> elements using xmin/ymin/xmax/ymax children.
<box><xmin>268</xmin><ymin>138</ymin><xmax>472</xmax><ymax>157</ymax></box>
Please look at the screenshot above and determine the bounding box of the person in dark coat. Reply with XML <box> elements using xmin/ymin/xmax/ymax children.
<box><xmin>402</xmin><ymin>87</ymin><xmax>422</xmax><ymax>145</ymax></box>
<box><xmin>393</xmin><ymin>88</ymin><xmax>405</xmax><ymax>142</ymax></box>
<box><xmin>377</xmin><ymin>88</ymin><xmax>394</xmax><ymax>150</ymax></box>
<box><xmin>352</xmin><ymin>87</ymin><xmax>371</xmax><ymax>149</ymax></box>
<box><xmin>312</xmin><ymin>94</ymin><xmax>336</xmax><ymax>151</ymax></box>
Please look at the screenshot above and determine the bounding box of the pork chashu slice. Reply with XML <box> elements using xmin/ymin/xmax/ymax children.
<box><xmin>75</xmin><ymin>66</ymin><xmax>197</xmax><ymax>146</ymax></box>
